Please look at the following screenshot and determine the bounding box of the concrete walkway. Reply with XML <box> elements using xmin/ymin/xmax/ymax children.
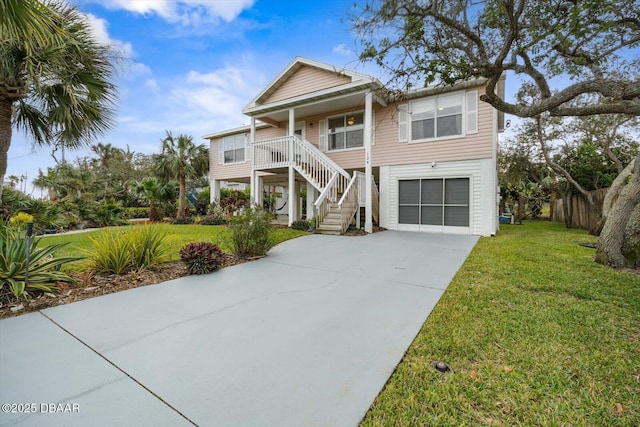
<box><xmin>0</xmin><ymin>231</ymin><xmax>478</xmax><ymax>427</ymax></box>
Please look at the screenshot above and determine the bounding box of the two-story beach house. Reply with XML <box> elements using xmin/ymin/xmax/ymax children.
<box><xmin>205</xmin><ymin>57</ymin><xmax>504</xmax><ymax>235</ymax></box>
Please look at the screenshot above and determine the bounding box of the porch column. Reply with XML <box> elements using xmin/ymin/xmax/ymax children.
<box><xmin>306</xmin><ymin>181</ymin><xmax>315</xmax><ymax>219</ymax></box>
<box><xmin>287</xmin><ymin>108</ymin><xmax>296</xmax><ymax>226</ymax></box>
<box><xmin>255</xmin><ymin>176</ymin><xmax>263</xmax><ymax>208</ymax></box>
<box><xmin>288</xmin><ymin>166</ymin><xmax>296</xmax><ymax>226</ymax></box>
<box><xmin>249</xmin><ymin>117</ymin><xmax>257</xmax><ymax>203</ymax></box>
<box><xmin>210</xmin><ymin>179</ymin><xmax>220</xmax><ymax>204</ymax></box>
<box><xmin>364</xmin><ymin>92</ymin><xmax>373</xmax><ymax>233</ymax></box>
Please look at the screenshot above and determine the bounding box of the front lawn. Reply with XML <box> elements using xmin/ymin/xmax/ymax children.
<box><xmin>362</xmin><ymin>221</ymin><xmax>639</xmax><ymax>426</ymax></box>
<box><xmin>42</xmin><ymin>224</ymin><xmax>307</xmax><ymax>270</ymax></box>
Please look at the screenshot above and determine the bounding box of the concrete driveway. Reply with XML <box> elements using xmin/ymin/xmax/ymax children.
<box><xmin>0</xmin><ymin>231</ymin><xmax>477</xmax><ymax>427</ymax></box>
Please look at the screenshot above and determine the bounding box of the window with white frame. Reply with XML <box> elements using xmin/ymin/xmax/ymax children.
<box><xmin>398</xmin><ymin>90</ymin><xmax>478</xmax><ymax>143</ymax></box>
<box><xmin>221</xmin><ymin>134</ymin><xmax>245</xmax><ymax>163</ymax></box>
<box><xmin>328</xmin><ymin>112</ymin><xmax>364</xmax><ymax>150</ymax></box>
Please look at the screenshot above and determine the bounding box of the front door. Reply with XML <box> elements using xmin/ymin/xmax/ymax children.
<box><xmin>289</xmin><ymin>121</ymin><xmax>306</xmax><ymax>140</ymax></box>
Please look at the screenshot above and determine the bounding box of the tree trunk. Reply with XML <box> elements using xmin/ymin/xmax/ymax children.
<box><xmin>595</xmin><ymin>154</ymin><xmax>640</xmax><ymax>267</ymax></box>
<box><xmin>0</xmin><ymin>100</ymin><xmax>14</xmax><ymax>203</ymax></box>
<box><xmin>517</xmin><ymin>193</ymin><xmax>526</xmax><ymax>221</ymax></box>
<box><xmin>561</xmin><ymin>187</ymin><xmax>573</xmax><ymax>228</ymax></box>
<box><xmin>177</xmin><ymin>174</ymin><xmax>186</xmax><ymax>218</ymax></box>
<box><xmin>591</xmin><ymin>159</ymin><xmax>635</xmax><ymax>236</ymax></box>
<box><xmin>621</xmin><ymin>203</ymin><xmax>640</xmax><ymax>268</ymax></box>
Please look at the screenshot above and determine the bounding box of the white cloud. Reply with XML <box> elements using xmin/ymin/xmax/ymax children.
<box><xmin>114</xmin><ymin>62</ymin><xmax>265</xmax><ymax>141</ymax></box>
<box><xmin>85</xmin><ymin>13</ymin><xmax>134</xmax><ymax>58</ymax></box>
<box><xmin>85</xmin><ymin>13</ymin><xmax>151</xmax><ymax>78</ymax></box>
<box><xmin>333</xmin><ymin>43</ymin><xmax>352</xmax><ymax>57</ymax></box>
<box><xmin>145</xmin><ymin>79</ymin><xmax>158</xmax><ymax>89</ymax></box>
<box><xmin>90</xmin><ymin>0</ymin><xmax>256</xmax><ymax>25</ymax></box>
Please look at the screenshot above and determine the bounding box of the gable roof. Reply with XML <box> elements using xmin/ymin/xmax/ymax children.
<box><xmin>243</xmin><ymin>56</ymin><xmax>382</xmax><ymax>114</ymax></box>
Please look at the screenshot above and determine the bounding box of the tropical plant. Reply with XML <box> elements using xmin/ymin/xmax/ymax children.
<box><xmin>0</xmin><ymin>222</ymin><xmax>79</xmax><ymax>299</ymax></box>
<box><xmin>9</xmin><ymin>212</ymin><xmax>33</xmax><ymax>228</ymax></box>
<box><xmin>86</xmin><ymin>230</ymin><xmax>131</xmax><ymax>274</ymax></box>
<box><xmin>86</xmin><ymin>225</ymin><xmax>171</xmax><ymax>274</ymax></box>
<box><xmin>0</xmin><ymin>0</ymin><xmax>117</xmax><ymax>202</ymax></box>
<box><xmin>90</xmin><ymin>198</ymin><xmax>126</xmax><ymax>227</ymax></box>
<box><xmin>179</xmin><ymin>242</ymin><xmax>225</xmax><ymax>275</ymax></box>
<box><xmin>127</xmin><ymin>225</ymin><xmax>171</xmax><ymax>270</ymax></box>
<box><xmin>130</xmin><ymin>177</ymin><xmax>176</xmax><ymax>222</ymax></box>
<box><xmin>153</xmin><ymin>131</ymin><xmax>209</xmax><ymax>218</ymax></box>
<box><xmin>227</xmin><ymin>206</ymin><xmax>275</xmax><ymax>258</ymax></box>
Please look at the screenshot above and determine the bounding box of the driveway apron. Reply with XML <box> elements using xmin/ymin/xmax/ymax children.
<box><xmin>0</xmin><ymin>231</ymin><xmax>478</xmax><ymax>427</ymax></box>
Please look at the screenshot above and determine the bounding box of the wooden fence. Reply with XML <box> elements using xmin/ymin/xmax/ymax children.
<box><xmin>551</xmin><ymin>188</ymin><xmax>608</xmax><ymax>230</ymax></box>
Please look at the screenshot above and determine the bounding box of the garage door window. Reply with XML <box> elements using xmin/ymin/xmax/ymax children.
<box><xmin>398</xmin><ymin>178</ymin><xmax>469</xmax><ymax>226</ymax></box>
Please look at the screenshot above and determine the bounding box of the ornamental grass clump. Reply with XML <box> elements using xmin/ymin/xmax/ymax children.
<box><xmin>179</xmin><ymin>242</ymin><xmax>225</xmax><ymax>275</ymax></box>
<box><xmin>86</xmin><ymin>225</ymin><xmax>171</xmax><ymax>274</ymax></box>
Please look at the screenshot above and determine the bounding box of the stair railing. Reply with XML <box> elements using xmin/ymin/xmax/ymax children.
<box><xmin>337</xmin><ymin>172</ymin><xmax>360</xmax><ymax>233</ymax></box>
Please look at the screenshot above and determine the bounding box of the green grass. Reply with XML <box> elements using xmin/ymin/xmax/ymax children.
<box><xmin>362</xmin><ymin>221</ymin><xmax>640</xmax><ymax>426</ymax></box>
<box><xmin>41</xmin><ymin>224</ymin><xmax>307</xmax><ymax>271</ymax></box>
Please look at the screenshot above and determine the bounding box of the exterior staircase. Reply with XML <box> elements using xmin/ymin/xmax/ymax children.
<box><xmin>252</xmin><ymin>135</ymin><xmax>378</xmax><ymax>234</ymax></box>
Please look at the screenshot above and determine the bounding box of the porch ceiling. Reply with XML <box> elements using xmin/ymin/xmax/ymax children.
<box><xmin>244</xmin><ymin>82</ymin><xmax>386</xmax><ymax>125</ymax></box>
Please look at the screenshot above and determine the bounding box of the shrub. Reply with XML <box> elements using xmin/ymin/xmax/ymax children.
<box><xmin>199</xmin><ymin>215</ymin><xmax>224</xmax><ymax>226</ymax></box>
<box><xmin>227</xmin><ymin>207</ymin><xmax>275</xmax><ymax>258</ymax></box>
<box><xmin>290</xmin><ymin>219</ymin><xmax>311</xmax><ymax>231</ymax></box>
<box><xmin>0</xmin><ymin>222</ymin><xmax>79</xmax><ymax>300</ymax></box>
<box><xmin>195</xmin><ymin>188</ymin><xmax>210</xmax><ymax>214</ymax></box>
<box><xmin>124</xmin><ymin>207</ymin><xmax>150</xmax><ymax>219</ymax></box>
<box><xmin>9</xmin><ymin>212</ymin><xmax>34</xmax><ymax>228</ymax></box>
<box><xmin>86</xmin><ymin>225</ymin><xmax>171</xmax><ymax>274</ymax></box>
<box><xmin>179</xmin><ymin>242</ymin><xmax>225</xmax><ymax>275</ymax></box>
<box><xmin>172</xmin><ymin>217</ymin><xmax>195</xmax><ymax>225</ymax></box>
<box><xmin>200</xmin><ymin>205</ymin><xmax>225</xmax><ymax>225</ymax></box>
<box><xmin>90</xmin><ymin>199</ymin><xmax>127</xmax><ymax>227</ymax></box>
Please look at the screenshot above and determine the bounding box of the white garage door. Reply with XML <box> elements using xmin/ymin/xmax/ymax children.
<box><xmin>398</xmin><ymin>178</ymin><xmax>470</xmax><ymax>233</ymax></box>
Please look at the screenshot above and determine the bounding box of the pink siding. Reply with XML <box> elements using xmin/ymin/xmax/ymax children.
<box><xmin>371</xmin><ymin>87</ymin><xmax>494</xmax><ymax>167</ymax></box>
<box><xmin>209</xmin><ymin>139</ymin><xmax>251</xmax><ymax>181</ymax></box>
<box><xmin>209</xmin><ymin>85</ymin><xmax>496</xmax><ymax>180</ymax></box>
<box><xmin>263</xmin><ymin>66</ymin><xmax>352</xmax><ymax>104</ymax></box>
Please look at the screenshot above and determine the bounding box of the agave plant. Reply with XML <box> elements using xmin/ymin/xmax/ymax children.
<box><xmin>0</xmin><ymin>222</ymin><xmax>80</xmax><ymax>299</ymax></box>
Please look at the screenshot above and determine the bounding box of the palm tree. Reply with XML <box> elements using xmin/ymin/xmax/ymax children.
<box><xmin>32</xmin><ymin>167</ymin><xmax>57</xmax><ymax>201</ymax></box>
<box><xmin>130</xmin><ymin>177</ymin><xmax>175</xmax><ymax>222</ymax></box>
<box><xmin>154</xmin><ymin>131</ymin><xmax>209</xmax><ymax>218</ymax></box>
<box><xmin>0</xmin><ymin>0</ymin><xmax>117</xmax><ymax>202</ymax></box>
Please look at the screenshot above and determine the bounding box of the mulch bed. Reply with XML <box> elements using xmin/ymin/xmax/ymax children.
<box><xmin>0</xmin><ymin>255</ymin><xmax>248</xmax><ymax>320</ymax></box>
<box><xmin>1</xmin><ymin>227</ymin><xmax>386</xmax><ymax>320</ymax></box>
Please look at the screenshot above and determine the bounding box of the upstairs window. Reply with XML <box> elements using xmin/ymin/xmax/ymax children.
<box><xmin>221</xmin><ymin>134</ymin><xmax>246</xmax><ymax>164</ymax></box>
<box><xmin>398</xmin><ymin>90</ymin><xmax>477</xmax><ymax>143</ymax></box>
<box><xmin>411</xmin><ymin>92</ymin><xmax>463</xmax><ymax>140</ymax></box>
<box><xmin>328</xmin><ymin>112</ymin><xmax>364</xmax><ymax>150</ymax></box>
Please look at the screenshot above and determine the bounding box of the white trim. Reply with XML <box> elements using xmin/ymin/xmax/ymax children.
<box><xmin>318</xmin><ymin>119</ymin><xmax>327</xmax><ymax>151</ymax></box>
<box><xmin>466</xmin><ymin>90</ymin><xmax>478</xmax><ymax>134</ymax></box>
<box><xmin>398</xmin><ymin>104</ymin><xmax>408</xmax><ymax>142</ymax></box>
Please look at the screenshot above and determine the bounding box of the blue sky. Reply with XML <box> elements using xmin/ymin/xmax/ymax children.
<box><xmin>8</xmin><ymin>0</ymin><xmax>379</xmax><ymax>194</ymax></box>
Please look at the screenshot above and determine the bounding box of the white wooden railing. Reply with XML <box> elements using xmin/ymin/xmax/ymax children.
<box><xmin>251</xmin><ymin>136</ymin><xmax>378</xmax><ymax>233</ymax></box>
<box><xmin>336</xmin><ymin>172</ymin><xmax>360</xmax><ymax>232</ymax></box>
<box><xmin>252</xmin><ymin>137</ymin><xmax>291</xmax><ymax>169</ymax></box>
